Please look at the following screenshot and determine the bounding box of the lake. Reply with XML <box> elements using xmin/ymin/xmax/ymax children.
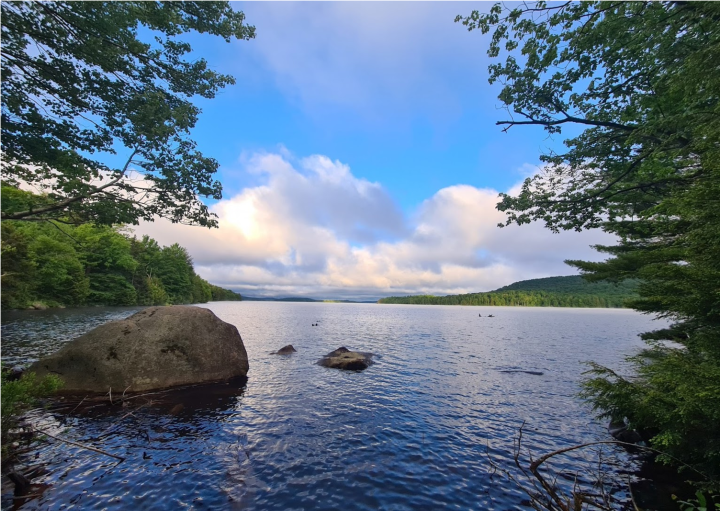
<box><xmin>0</xmin><ymin>302</ymin><xmax>667</xmax><ymax>510</ymax></box>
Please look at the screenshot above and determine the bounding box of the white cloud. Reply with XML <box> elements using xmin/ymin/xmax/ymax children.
<box><xmin>133</xmin><ymin>152</ymin><xmax>614</xmax><ymax>300</ymax></box>
<box><xmin>235</xmin><ymin>2</ymin><xmax>490</xmax><ymax>122</ymax></box>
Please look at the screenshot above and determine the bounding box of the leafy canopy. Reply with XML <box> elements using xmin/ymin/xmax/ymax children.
<box><xmin>1</xmin><ymin>1</ymin><xmax>255</xmax><ymax>226</ymax></box>
<box><xmin>457</xmin><ymin>1</ymin><xmax>719</xmax><ymax>233</ymax></box>
<box><xmin>457</xmin><ymin>1</ymin><xmax>720</xmax><ymax>487</ymax></box>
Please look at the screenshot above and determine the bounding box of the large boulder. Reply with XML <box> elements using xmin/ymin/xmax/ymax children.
<box><xmin>317</xmin><ymin>347</ymin><xmax>373</xmax><ymax>371</ymax></box>
<box><xmin>30</xmin><ymin>306</ymin><xmax>249</xmax><ymax>393</ymax></box>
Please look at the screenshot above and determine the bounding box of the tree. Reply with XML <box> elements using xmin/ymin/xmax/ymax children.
<box><xmin>1</xmin><ymin>1</ymin><xmax>254</xmax><ymax>226</ymax></box>
<box><xmin>0</xmin><ymin>222</ymin><xmax>35</xmax><ymax>309</ymax></box>
<box><xmin>75</xmin><ymin>225</ymin><xmax>138</xmax><ymax>305</ymax></box>
<box><xmin>191</xmin><ymin>273</ymin><xmax>212</xmax><ymax>303</ymax></box>
<box><xmin>457</xmin><ymin>1</ymin><xmax>720</xmax><ymax>486</ymax></box>
<box><xmin>155</xmin><ymin>243</ymin><xmax>194</xmax><ymax>304</ymax></box>
<box><xmin>29</xmin><ymin>233</ymin><xmax>89</xmax><ymax>306</ymax></box>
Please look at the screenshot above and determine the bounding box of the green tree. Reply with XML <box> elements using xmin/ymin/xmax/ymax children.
<box><xmin>1</xmin><ymin>1</ymin><xmax>254</xmax><ymax>226</ymax></box>
<box><xmin>0</xmin><ymin>221</ymin><xmax>35</xmax><ymax>309</ymax></box>
<box><xmin>457</xmin><ymin>1</ymin><xmax>720</xmax><ymax>485</ymax></box>
<box><xmin>75</xmin><ymin>225</ymin><xmax>138</xmax><ymax>305</ymax></box>
<box><xmin>209</xmin><ymin>284</ymin><xmax>241</xmax><ymax>301</ymax></box>
<box><xmin>130</xmin><ymin>235</ymin><xmax>170</xmax><ymax>305</ymax></box>
<box><xmin>29</xmin><ymin>233</ymin><xmax>89</xmax><ymax>306</ymax></box>
<box><xmin>190</xmin><ymin>274</ymin><xmax>212</xmax><ymax>303</ymax></box>
<box><xmin>155</xmin><ymin>243</ymin><xmax>194</xmax><ymax>304</ymax></box>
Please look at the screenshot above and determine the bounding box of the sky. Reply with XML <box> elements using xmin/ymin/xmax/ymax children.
<box><xmin>133</xmin><ymin>2</ymin><xmax>613</xmax><ymax>300</ymax></box>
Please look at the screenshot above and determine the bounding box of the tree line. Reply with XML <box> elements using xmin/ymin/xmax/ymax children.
<box><xmin>1</xmin><ymin>188</ymin><xmax>240</xmax><ymax>310</ymax></box>
<box><xmin>380</xmin><ymin>276</ymin><xmax>638</xmax><ymax>308</ymax></box>
<box><xmin>379</xmin><ymin>290</ymin><xmax>631</xmax><ymax>308</ymax></box>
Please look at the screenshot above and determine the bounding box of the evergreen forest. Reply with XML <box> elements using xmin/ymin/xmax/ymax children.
<box><xmin>378</xmin><ymin>275</ymin><xmax>637</xmax><ymax>308</ymax></box>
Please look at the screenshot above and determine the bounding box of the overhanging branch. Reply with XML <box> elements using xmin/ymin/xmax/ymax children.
<box><xmin>498</xmin><ymin>114</ymin><xmax>636</xmax><ymax>132</ymax></box>
<box><xmin>1</xmin><ymin>149</ymin><xmax>138</xmax><ymax>221</ymax></box>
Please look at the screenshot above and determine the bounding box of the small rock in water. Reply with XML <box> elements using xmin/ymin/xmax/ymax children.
<box><xmin>272</xmin><ymin>345</ymin><xmax>297</xmax><ymax>355</ymax></box>
<box><xmin>318</xmin><ymin>347</ymin><xmax>373</xmax><ymax>371</ymax></box>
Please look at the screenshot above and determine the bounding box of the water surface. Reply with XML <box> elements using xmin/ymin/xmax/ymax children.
<box><xmin>1</xmin><ymin>302</ymin><xmax>666</xmax><ymax>510</ymax></box>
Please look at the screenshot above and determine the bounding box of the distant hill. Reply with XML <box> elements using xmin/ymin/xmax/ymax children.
<box><xmin>378</xmin><ymin>275</ymin><xmax>639</xmax><ymax>308</ymax></box>
<box><xmin>242</xmin><ymin>296</ymin><xmax>318</xmax><ymax>302</ymax></box>
<box><xmin>241</xmin><ymin>296</ymin><xmax>374</xmax><ymax>303</ymax></box>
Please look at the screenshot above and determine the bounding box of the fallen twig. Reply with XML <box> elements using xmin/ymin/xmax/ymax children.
<box><xmin>96</xmin><ymin>401</ymin><xmax>153</xmax><ymax>439</ymax></box>
<box><xmin>628</xmin><ymin>477</ymin><xmax>641</xmax><ymax>511</ymax></box>
<box><xmin>119</xmin><ymin>390</ymin><xmax>165</xmax><ymax>402</ymax></box>
<box><xmin>67</xmin><ymin>396</ymin><xmax>88</xmax><ymax>415</ymax></box>
<box><xmin>34</xmin><ymin>428</ymin><xmax>125</xmax><ymax>462</ymax></box>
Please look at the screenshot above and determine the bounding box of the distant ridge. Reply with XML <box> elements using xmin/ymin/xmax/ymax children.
<box><xmin>241</xmin><ymin>296</ymin><xmax>375</xmax><ymax>304</ymax></box>
<box><xmin>378</xmin><ymin>275</ymin><xmax>639</xmax><ymax>308</ymax></box>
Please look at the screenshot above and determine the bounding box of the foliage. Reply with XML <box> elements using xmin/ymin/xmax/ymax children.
<box><xmin>29</xmin><ymin>231</ymin><xmax>90</xmax><ymax>306</ymax></box>
<box><xmin>494</xmin><ymin>275</ymin><xmax>637</xmax><ymax>295</ymax></box>
<box><xmin>0</xmin><ymin>222</ymin><xmax>35</xmax><ymax>309</ymax></box>
<box><xmin>379</xmin><ymin>275</ymin><xmax>637</xmax><ymax>307</ymax></box>
<box><xmin>209</xmin><ymin>284</ymin><xmax>242</xmax><ymax>302</ymax></box>
<box><xmin>154</xmin><ymin>243</ymin><xmax>194</xmax><ymax>303</ymax></box>
<box><xmin>1</xmin><ymin>369</ymin><xmax>63</xmax><ymax>446</ymax></box>
<box><xmin>676</xmin><ymin>491</ymin><xmax>720</xmax><ymax>511</ymax></box>
<box><xmin>457</xmin><ymin>1</ymin><xmax>720</xmax><ymax>485</ymax></box>
<box><xmin>1</xmin><ymin>1</ymin><xmax>254</xmax><ymax>226</ymax></box>
<box><xmin>0</xmin><ymin>200</ymin><xmax>240</xmax><ymax>309</ymax></box>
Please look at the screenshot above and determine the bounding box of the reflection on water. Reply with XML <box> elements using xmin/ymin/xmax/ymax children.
<box><xmin>1</xmin><ymin>303</ymin><xmax>666</xmax><ymax>510</ymax></box>
<box><xmin>1</xmin><ymin>307</ymin><xmax>144</xmax><ymax>367</ymax></box>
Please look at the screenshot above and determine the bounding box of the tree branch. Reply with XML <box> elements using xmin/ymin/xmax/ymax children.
<box><xmin>1</xmin><ymin>149</ymin><xmax>138</xmax><ymax>221</ymax></box>
<box><xmin>499</xmin><ymin>114</ymin><xmax>636</xmax><ymax>132</ymax></box>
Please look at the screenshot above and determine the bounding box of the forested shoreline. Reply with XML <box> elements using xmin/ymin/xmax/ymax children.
<box><xmin>1</xmin><ymin>189</ymin><xmax>240</xmax><ymax>310</ymax></box>
<box><xmin>379</xmin><ymin>276</ymin><xmax>638</xmax><ymax>308</ymax></box>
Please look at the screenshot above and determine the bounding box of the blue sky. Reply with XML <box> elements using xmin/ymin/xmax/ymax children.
<box><xmin>189</xmin><ymin>2</ymin><xmax>561</xmax><ymax>205</ymax></box>
<box><xmin>135</xmin><ymin>2</ymin><xmax>611</xmax><ymax>300</ymax></box>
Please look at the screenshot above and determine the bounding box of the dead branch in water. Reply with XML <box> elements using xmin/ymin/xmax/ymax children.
<box><xmin>487</xmin><ymin>423</ymin><xmax>716</xmax><ymax>511</ymax></box>
<box><xmin>96</xmin><ymin>400</ymin><xmax>154</xmax><ymax>439</ymax></box>
<box><xmin>34</xmin><ymin>428</ymin><xmax>125</xmax><ymax>462</ymax></box>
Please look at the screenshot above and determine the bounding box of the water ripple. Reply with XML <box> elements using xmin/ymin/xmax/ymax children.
<box><xmin>1</xmin><ymin>303</ymin><xmax>665</xmax><ymax>510</ymax></box>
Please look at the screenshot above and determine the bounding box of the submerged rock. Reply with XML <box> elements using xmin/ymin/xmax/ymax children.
<box><xmin>272</xmin><ymin>344</ymin><xmax>297</xmax><ymax>355</ymax></box>
<box><xmin>30</xmin><ymin>306</ymin><xmax>249</xmax><ymax>393</ymax></box>
<box><xmin>318</xmin><ymin>347</ymin><xmax>373</xmax><ymax>371</ymax></box>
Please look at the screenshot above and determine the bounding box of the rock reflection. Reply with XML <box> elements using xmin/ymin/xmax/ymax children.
<box><xmin>2</xmin><ymin>379</ymin><xmax>251</xmax><ymax>510</ymax></box>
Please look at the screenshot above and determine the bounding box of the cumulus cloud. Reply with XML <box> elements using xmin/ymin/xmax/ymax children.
<box><xmin>132</xmin><ymin>152</ymin><xmax>614</xmax><ymax>300</ymax></box>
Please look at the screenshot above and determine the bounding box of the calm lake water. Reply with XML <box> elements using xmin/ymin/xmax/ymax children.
<box><xmin>1</xmin><ymin>302</ymin><xmax>667</xmax><ymax>510</ymax></box>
